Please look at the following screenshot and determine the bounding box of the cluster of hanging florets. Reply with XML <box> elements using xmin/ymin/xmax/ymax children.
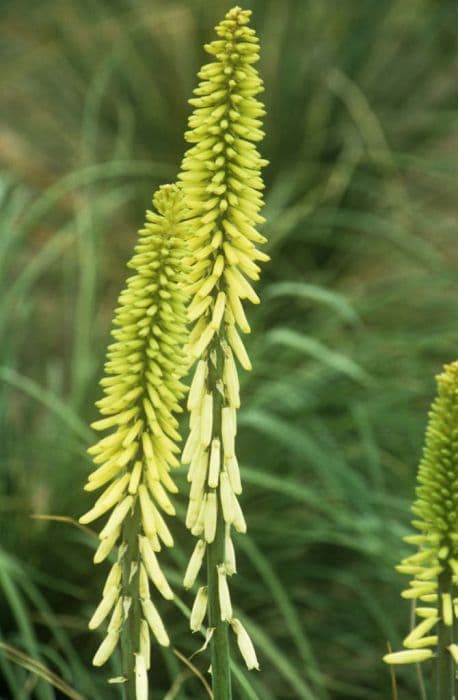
<box><xmin>80</xmin><ymin>185</ymin><xmax>190</xmax><ymax>684</ymax></box>
<box><xmin>177</xmin><ymin>5</ymin><xmax>268</xmax><ymax>670</ymax></box>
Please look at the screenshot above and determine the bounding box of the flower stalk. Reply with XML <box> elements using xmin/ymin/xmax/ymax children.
<box><xmin>206</xmin><ymin>343</ymin><xmax>232</xmax><ymax>699</ymax></box>
<box><xmin>80</xmin><ymin>185</ymin><xmax>190</xmax><ymax>699</ymax></box>
<box><xmin>436</xmin><ymin>569</ymin><xmax>455</xmax><ymax>699</ymax></box>
<box><xmin>384</xmin><ymin>362</ymin><xmax>458</xmax><ymax>700</ymax></box>
<box><xmin>179</xmin><ymin>5</ymin><xmax>268</xmax><ymax>695</ymax></box>
<box><xmin>120</xmin><ymin>502</ymin><xmax>142</xmax><ymax>698</ymax></box>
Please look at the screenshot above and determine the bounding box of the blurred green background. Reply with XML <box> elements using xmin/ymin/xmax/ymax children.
<box><xmin>1</xmin><ymin>0</ymin><xmax>457</xmax><ymax>698</ymax></box>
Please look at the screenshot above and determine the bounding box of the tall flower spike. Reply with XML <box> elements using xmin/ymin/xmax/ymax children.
<box><xmin>384</xmin><ymin>362</ymin><xmax>458</xmax><ymax>697</ymax></box>
<box><xmin>178</xmin><ymin>5</ymin><xmax>267</xmax><ymax>686</ymax></box>
<box><xmin>80</xmin><ymin>184</ymin><xmax>189</xmax><ymax>698</ymax></box>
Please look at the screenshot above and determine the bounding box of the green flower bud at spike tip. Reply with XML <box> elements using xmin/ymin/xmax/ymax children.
<box><xmin>81</xmin><ymin>184</ymin><xmax>190</xmax><ymax>697</ymax></box>
<box><xmin>384</xmin><ymin>362</ymin><xmax>458</xmax><ymax>689</ymax></box>
<box><xmin>178</xmin><ymin>5</ymin><xmax>267</xmax><ymax>683</ymax></box>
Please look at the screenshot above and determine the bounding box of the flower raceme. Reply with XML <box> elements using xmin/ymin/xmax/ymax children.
<box><xmin>79</xmin><ymin>185</ymin><xmax>189</xmax><ymax>694</ymax></box>
<box><xmin>178</xmin><ymin>6</ymin><xmax>268</xmax><ymax>671</ymax></box>
<box><xmin>384</xmin><ymin>362</ymin><xmax>458</xmax><ymax>667</ymax></box>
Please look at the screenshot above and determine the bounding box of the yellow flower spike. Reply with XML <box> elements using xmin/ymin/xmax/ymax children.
<box><xmin>384</xmin><ymin>361</ymin><xmax>458</xmax><ymax>692</ymax></box>
<box><xmin>179</xmin><ymin>5</ymin><xmax>267</xmax><ymax>683</ymax></box>
<box><xmin>81</xmin><ymin>184</ymin><xmax>190</xmax><ymax>695</ymax></box>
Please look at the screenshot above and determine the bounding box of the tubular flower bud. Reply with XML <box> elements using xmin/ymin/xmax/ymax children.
<box><xmin>384</xmin><ymin>362</ymin><xmax>458</xmax><ymax>666</ymax></box>
<box><xmin>183</xmin><ymin>539</ymin><xmax>207</xmax><ymax>589</ymax></box>
<box><xmin>135</xmin><ymin>654</ymin><xmax>148</xmax><ymax>700</ymax></box>
<box><xmin>190</xmin><ymin>586</ymin><xmax>208</xmax><ymax>632</ymax></box>
<box><xmin>230</xmin><ymin>618</ymin><xmax>259</xmax><ymax>671</ymax></box>
<box><xmin>179</xmin><ymin>6</ymin><xmax>267</xmax><ymax>671</ymax></box>
<box><xmin>93</xmin><ymin>630</ymin><xmax>120</xmax><ymax>668</ymax></box>
<box><xmin>383</xmin><ymin>649</ymin><xmax>434</xmax><ymax>665</ymax></box>
<box><xmin>88</xmin><ymin>582</ymin><xmax>120</xmax><ymax>630</ymax></box>
<box><xmin>81</xmin><ymin>185</ymin><xmax>190</xmax><ymax>682</ymax></box>
<box><xmin>217</xmin><ymin>565</ymin><xmax>233</xmax><ymax>621</ymax></box>
<box><xmin>139</xmin><ymin>620</ymin><xmax>151</xmax><ymax>671</ymax></box>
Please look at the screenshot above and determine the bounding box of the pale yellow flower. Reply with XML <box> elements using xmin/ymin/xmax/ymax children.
<box><xmin>81</xmin><ymin>185</ymin><xmax>190</xmax><ymax>693</ymax></box>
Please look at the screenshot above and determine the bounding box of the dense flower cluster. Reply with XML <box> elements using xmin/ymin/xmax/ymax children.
<box><xmin>80</xmin><ymin>185</ymin><xmax>189</xmax><ymax>693</ymax></box>
<box><xmin>178</xmin><ymin>6</ymin><xmax>268</xmax><ymax>669</ymax></box>
<box><xmin>384</xmin><ymin>362</ymin><xmax>458</xmax><ymax>665</ymax></box>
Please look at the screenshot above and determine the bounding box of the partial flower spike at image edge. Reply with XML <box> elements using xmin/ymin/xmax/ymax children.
<box><xmin>384</xmin><ymin>362</ymin><xmax>458</xmax><ymax>699</ymax></box>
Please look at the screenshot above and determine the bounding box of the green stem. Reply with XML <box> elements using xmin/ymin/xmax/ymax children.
<box><xmin>206</xmin><ymin>340</ymin><xmax>232</xmax><ymax>700</ymax></box>
<box><xmin>436</xmin><ymin>568</ymin><xmax>456</xmax><ymax>700</ymax></box>
<box><xmin>121</xmin><ymin>500</ymin><xmax>142</xmax><ymax>700</ymax></box>
<box><xmin>207</xmin><ymin>514</ymin><xmax>232</xmax><ymax>699</ymax></box>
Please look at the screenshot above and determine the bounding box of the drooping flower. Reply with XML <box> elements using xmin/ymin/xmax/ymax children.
<box><xmin>178</xmin><ymin>5</ymin><xmax>268</xmax><ymax>670</ymax></box>
<box><xmin>80</xmin><ymin>184</ymin><xmax>189</xmax><ymax>694</ymax></box>
<box><xmin>384</xmin><ymin>362</ymin><xmax>458</xmax><ymax>666</ymax></box>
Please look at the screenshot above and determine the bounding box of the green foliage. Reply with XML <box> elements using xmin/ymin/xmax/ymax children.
<box><xmin>1</xmin><ymin>1</ymin><xmax>457</xmax><ymax>698</ymax></box>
